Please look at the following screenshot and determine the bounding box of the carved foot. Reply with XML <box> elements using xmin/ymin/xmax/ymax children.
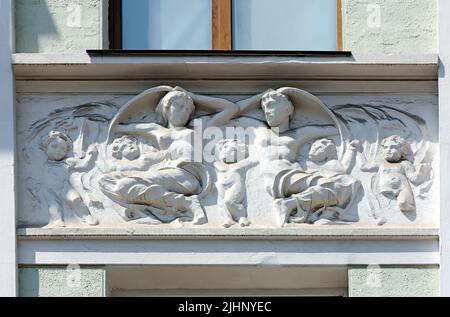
<box><xmin>399</xmin><ymin>201</ymin><xmax>415</xmax><ymax>213</ymax></box>
<box><xmin>313</xmin><ymin>218</ymin><xmax>333</xmax><ymax>225</ymax></box>
<box><xmin>192</xmin><ymin>215</ymin><xmax>207</xmax><ymax>225</ymax></box>
<box><xmin>311</xmin><ymin>209</ymin><xmax>337</xmax><ymax>225</ymax></box>
<box><xmin>131</xmin><ymin>217</ymin><xmax>163</xmax><ymax>225</ymax></box>
<box><xmin>222</xmin><ymin>220</ymin><xmax>235</xmax><ymax>228</ymax></box>
<box><xmin>45</xmin><ymin>219</ymin><xmax>65</xmax><ymax>228</ymax></box>
<box><xmin>188</xmin><ymin>196</ymin><xmax>207</xmax><ymax>225</ymax></box>
<box><xmin>274</xmin><ymin>197</ymin><xmax>297</xmax><ymax>226</ymax></box>
<box><xmin>238</xmin><ymin>217</ymin><xmax>251</xmax><ymax>227</ymax></box>
<box><xmin>377</xmin><ymin>217</ymin><xmax>387</xmax><ymax>226</ymax></box>
<box><xmin>81</xmin><ymin>215</ymin><xmax>99</xmax><ymax>226</ymax></box>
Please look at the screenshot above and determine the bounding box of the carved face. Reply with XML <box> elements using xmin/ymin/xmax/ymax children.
<box><xmin>217</xmin><ymin>140</ymin><xmax>247</xmax><ymax>164</ymax></box>
<box><xmin>308</xmin><ymin>139</ymin><xmax>334</xmax><ymax>163</ymax></box>
<box><xmin>120</xmin><ymin>138</ymin><xmax>140</xmax><ymax>161</ymax></box>
<box><xmin>46</xmin><ymin>136</ymin><xmax>69</xmax><ymax>161</ymax></box>
<box><xmin>383</xmin><ymin>141</ymin><xmax>403</xmax><ymax>162</ymax></box>
<box><xmin>167</xmin><ymin>98</ymin><xmax>193</xmax><ymax>127</ymax></box>
<box><xmin>262</xmin><ymin>97</ymin><xmax>293</xmax><ymax>127</ymax></box>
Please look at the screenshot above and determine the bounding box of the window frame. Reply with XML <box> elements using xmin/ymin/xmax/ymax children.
<box><xmin>108</xmin><ymin>0</ymin><xmax>343</xmax><ymax>51</ymax></box>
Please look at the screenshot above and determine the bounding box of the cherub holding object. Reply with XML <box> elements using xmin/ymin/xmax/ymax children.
<box><xmin>214</xmin><ymin>139</ymin><xmax>257</xmax><ymax>228</ymax></box>
<box><xmin>41</xmin><ymin>131</ymin><xmax>99</xmax><ymax>227</ymax></box>
<box><xmin>360</xmin><ymin>135</ymin><xmax>432</xmax><ymax>215</ymax></box>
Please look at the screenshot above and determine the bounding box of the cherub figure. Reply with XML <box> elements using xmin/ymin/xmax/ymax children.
<box><xmin>307</xmin><ymin>138</ymin><xmax>360</xmax><ymax>174</ymax></box>
<box><xmin>277</xmin><ymin>138</ymin><xmax>361</xmax><ymax>225</ymax></box>
<box><xmin>214</xmin><ymin>139</ymin><xmax>257</xmax><ymax>228</ymax></box>
<box><xmin>108</xmin><ymin>135</ymin><xmax>166</xmax><ymax>172</ymax></box>
<box><xmin>41</xmin><ymin>131</ymin><xmax>99</xmax><ymax>227</ymax></box>
<box><xmin>360</xmin><ymin>135</ymin><xmax>432</xmax><ymax>216</ymax></box>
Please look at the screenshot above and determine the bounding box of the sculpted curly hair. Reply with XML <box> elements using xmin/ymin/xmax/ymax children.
<box><xmin>41</xmin><ymin>130</ymin><xmax>72</xmax><ymax>157</ymax></box>
<box><xmin>216</xmin><ymin>139</ymin><xmax>249</xmax><ymax>163</ymax></box>
<box><xmin>261</xmin><ymin>90</ymin><xmax>294</xmax><ymax>121</ymax></box>
<box><xmin>381</xmin><ymin>135</ymin><xmax>412</xmax><ymax>160</ymax></box>
<box><xmin>155</xmin><ymin>90</ymin><xmax>195</xmax><ymax>127</ymax></box>
<box><xmin>310</xmin><ymin>138</ymin><xmax>337</xmax><ymax>160</ymax></box>
<box><xmin>110</xmin><ymin>136</ymin><xmax>139</xmax><ymax>160</ymax></box>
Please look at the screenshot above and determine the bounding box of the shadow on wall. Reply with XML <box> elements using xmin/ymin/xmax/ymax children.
<box><xmin>15</xmin><ymin>0</ymin><xmax>58</xmax><ymax>53</ymax></box>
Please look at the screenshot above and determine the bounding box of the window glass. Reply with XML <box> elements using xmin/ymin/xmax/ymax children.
<box><xmin>232</xmin><ymin>0</ymin><xmax>337</xmax><ymax>50</ymax></box>
<box><xmin>122</xmin><ymin>0</ymin><xmax>212</xmax><ymax>49</ymax></box>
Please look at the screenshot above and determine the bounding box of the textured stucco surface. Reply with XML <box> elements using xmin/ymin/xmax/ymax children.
<box><xmin>348</xmin><ymin>265</ymin><xmax>439</xmax><ymax>297</ymax></box>
<box><xmin>343</xmin><ymin>0</ymin><xmax>437</xmax><ymax>54</ymax></box>
<box><xmin>13</xmin><ymin>0</ymin><xmax>437</xmax><ymax>54</ymax></box>
<box><xmin>19</xmin><ymin>266</ymin><xmax>105</xmax><ymax>297</ymax></box>
<box><xmin>15</xmin><ymin>0</ymin><xmax>102</xmax><ymax>53</ymax></box>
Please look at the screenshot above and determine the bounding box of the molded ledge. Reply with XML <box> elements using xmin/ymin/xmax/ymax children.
<box><xmin>17</xmin><ymin>227</ymin><xmax>439</xmax><ymax>241</ymax></box>
<box><xmin>12</xmin><ymin>53</ymin><xmax>438</xmax><ymax>81</ymax></box>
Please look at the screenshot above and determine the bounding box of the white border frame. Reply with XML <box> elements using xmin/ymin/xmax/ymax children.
<box><xmin>0</xmin><ymin>0</ymin><xmax>17</xmax><ymax>297</ymax></box>
<box><xmin>439</xmin><ymin>0</ymin><xmax>450</xmax><ymax>297</ymax></box>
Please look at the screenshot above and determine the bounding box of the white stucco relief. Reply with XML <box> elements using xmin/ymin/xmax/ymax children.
<box><xmin>18</xmin><ymin>87</ymin><xmax>436</xmax><ymax>228</ymax></box>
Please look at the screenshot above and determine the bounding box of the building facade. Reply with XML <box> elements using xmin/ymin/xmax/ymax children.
<box><xmin>1</xmin><ymin>0</ymin><xmax>448</xmax><ymax>297</ymax></box>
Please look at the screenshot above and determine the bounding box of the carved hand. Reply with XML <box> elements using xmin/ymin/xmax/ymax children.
<box><xmin>417</xmin><ymin>163</ymin><xmax>432</xmax><ymax>175</ymax></box>
<box><xmin>348</xmin><ymin>139</ymin><xmax>363</xmax><ymax>151</ymax></box>
<box><xmin>173</xmin><ymin>86</ymin><xmax>193</xmax><ymax>98</ymax></box>
<box><xmin>87</xmin><ymin>145</ymin><xmax>99</xmax><ymax>156</ymax></box>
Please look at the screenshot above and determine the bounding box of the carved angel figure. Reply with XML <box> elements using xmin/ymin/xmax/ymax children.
<box><xmin>359</xmin><ymin>135</ymin><xmax>432</xmax><ymax>220</ymax></box>
<box><xmin>100</xmin><ymin>86</ymin><xmax>239</xmax><ymax>225</ymax></box>
<box><xmin>214</xmin><ymin>139</ymin><xmax>257</xmax><ymax>228</ymax></box>
<box><xmin>41</xmin><ymin>131</ymin><xmax>99</xmax><ymax>227</ymax></box>
<box><xmin>237</xmin><ymin>87</ymin><xmax>357</xmax><ymax>226</ymax></box>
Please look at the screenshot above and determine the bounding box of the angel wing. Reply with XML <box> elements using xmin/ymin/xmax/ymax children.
<box><xmin>107</xmin><ymin>85</ymin><xmax>173</xmax><ymax>143</ymax></box>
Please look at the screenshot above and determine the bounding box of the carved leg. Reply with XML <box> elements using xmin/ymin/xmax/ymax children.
<box><xmin>220</xmin><ymin>204</ymin><xmax>236</xmax><ymax>228</ymax></box>
<box><xmin>397</xmin><ymin>185</ymin><xmax>416</xmax><ymax>212</ymax></box>
<box><xmin>65</xmin><ymin>188</ymin><xmax>99</xmax><ymax>226</ymax></box>
<box><xmin>131</xmin><ymin>184</ymin><xmax>206</xmax><ymax>224</ymax></box>
<box><xmin>44</xmin><ymin>191</ymin><xmax>65</xmax><ymax>228</ymax></box>
<box><xmin>186</xmin><ymin>195</ymin><xmax>207</xmax><ymax>225</ymax></box>
<box><xmin>294</xmin><ymin>186</ymin><xmax>338</xmax><ymax>223</ymax></box>
<box><xmin>312</xmin><ymin>209</ymin><xmax>338</xmax><ymax>225</ymax></box>
<box><xmin>224</xmin><ymin>200</ymin><xmax>249</xmax><ymax>227</ymax></box>
<box><xmin>274</xmin><ymin>197</ymin><xmax>297</xmax><ymax>226</ymax></box>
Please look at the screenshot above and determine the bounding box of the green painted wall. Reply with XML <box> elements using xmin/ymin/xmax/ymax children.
<box><xmin>343</xmin><ymin>0</ymin><xmax>437</xmax><ymax>54</ymax></box>
<box><xmin>19</xmin><ymin>266</ymin><xmax>105</xmax><ymax>297</ymax></box>
<box><xmin>15</xmin><ymin>0</ymin><xmax>102</xmax><ymax>53</ymax></box>
<box><xmin>348</xmin><ymin>265</ymin><xmax>439</xmax><ymax>297</ymax></box>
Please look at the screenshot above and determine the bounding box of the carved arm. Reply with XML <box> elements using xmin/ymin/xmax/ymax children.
<box><xmin>293</xmin><ymin>125</ymin><xmax>339</xmax><ymax>151</ymax></box>
<box><xmin>113</xmin><ymin>123</ymin><xmax>161</xmax><ymax>146</ymax></box>
<box><xmin>236</xmin><ymin>90</ymin><xmax>273</xmax><ymax>114</ymax></box>
<box><xmin>68</xmin><ymin>144</ymin><xmax>98</xmax><ymax>171</ymax></box>
<box><xmin>403</xmin><ymin>161</ymin><xmax>432</xmax><ymax>185</ymax></box>
<box><xmin>340</xmin><ymin>139</ymin><xmax>361</xmax><ymax>174</ymax></box>
<box><xmin>174</xmin><ymin>86</ymin><xmax>239</xmax><ymax>127</ymax></box>
<box><xmin>358</xmin><ymin>150</ymin><xmax>379</xmax><ymax>172</ymax></box>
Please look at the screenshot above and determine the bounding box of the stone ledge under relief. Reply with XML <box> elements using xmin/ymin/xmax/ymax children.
<box><xmin>17</xmin><ymin>227</ymin><xmax>439</xmax><ymax>241</ymax></box>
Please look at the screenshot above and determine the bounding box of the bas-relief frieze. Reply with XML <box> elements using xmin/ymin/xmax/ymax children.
<box><xmin>17</xmin><ymin>86</ymin><xmax>437</xmax><ymax>229</ymax></box>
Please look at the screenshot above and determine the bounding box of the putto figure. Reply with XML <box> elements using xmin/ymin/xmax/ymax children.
<box><xmin>274</xmin><ymin>138</ymin><xmax>361</xmax><ymax>225</ymax></box>
<box><xmin>214</xmin><ymin>139</ymin><xmax>256</xmax><ymax>228</ymax></box>
<box><xmin>361</xmin><ymin>135</ymin><xmax>431</xmax><ymax>214</ymax></box>
<box><xmin>41</xmin><ymin>131</ymin><xmax>99</xmax><ymax>227</ymax></box>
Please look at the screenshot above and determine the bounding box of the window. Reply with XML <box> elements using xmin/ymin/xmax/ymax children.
<box><xmin>109</xmin><ymin>0</ymin><xmax>343</xmax><ymax>51</ymax></box>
